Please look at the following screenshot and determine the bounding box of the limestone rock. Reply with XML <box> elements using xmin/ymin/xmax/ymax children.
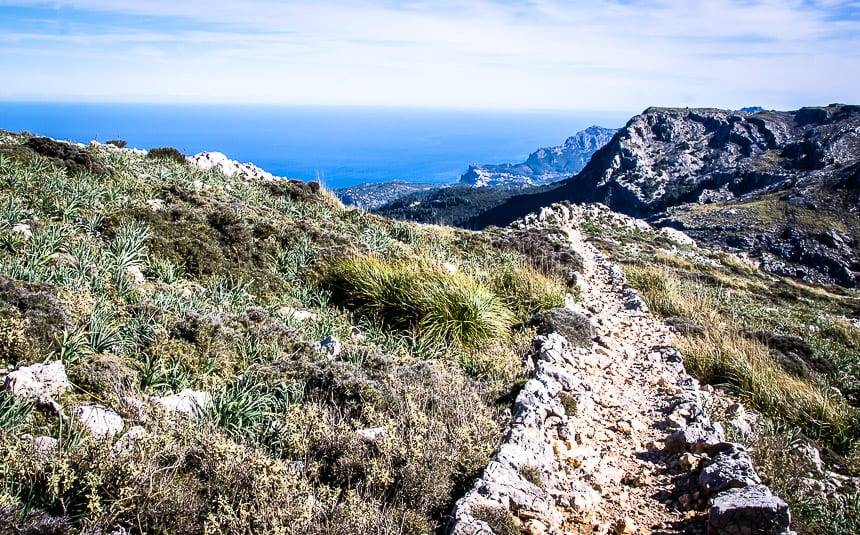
<box><xmin>355</xmin><ymin>426</ymin><xmax>386</xmax><ymax>442</ymax></box>
<box><xmin>528</xmin><ymin>308</ymin><xmax>594</xmax><ymax>348</ymax></box>
<box><xmin>31</xmin><ymin>436</ymin><xmax>58</xmax><ymax>455</ymax></box>
<box><xmin>11</xmin><ymin>223</ymin><xmax>32</xmax><ymax>240</ymax></box>
<box><xmin>708</xmin><ymin>485</ymin><xmax>791</xmax><ymax>535</ymax></box>
<box><xmin>665</xmin><ymin>422</ymin><xmax>725</xmax><ymax>453</ymax></box>
<box><xmin>74</xmin><ymin>405</ymin><xmax>124</xmax><ymax>439</ymax></box>
<box><xmin>3</xmin><ymin>360</ymin><xmax>71</xmax><ymax>401</ymax></box>
<box><xmin>154</xmin><ymin>389</ymin><xmax>211</xmax><ymax>417</ymax></box>
<box><xmin>188</xmin><ymin>151</ymin><xmax>280</xmax><ymax>182</ymax></box>
<box><xmin>699</xmin><ymin>444</ymin><xmax>761</xmax><ymax>497</ymax></box>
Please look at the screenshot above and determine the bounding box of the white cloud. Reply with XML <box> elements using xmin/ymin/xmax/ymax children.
<box><xmin>0</xmin><ymin>0</ymin><xmax>857</xmax><ymax>109</ymax></box>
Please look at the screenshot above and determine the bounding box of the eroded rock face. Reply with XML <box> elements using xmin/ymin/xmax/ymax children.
<box><xmin>460</xmin><ymin>126</ymin><xmax>618</xmax><ymax>189</ymax></box>
<box><xmin>467</xmin><ymin>105</ymin><xmax>860</xmax><ymax>287</ymax></box>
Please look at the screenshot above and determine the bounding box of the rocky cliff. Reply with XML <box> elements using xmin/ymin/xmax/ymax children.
<box><xmin>459</xmin><ymin>126</ymin><xmax>617</xmax><ymax>189</ymax></box>
<box><xmin>463</xmin><ymin>104</ymin><xmax>860</xmax><ymax>287</ymax></box>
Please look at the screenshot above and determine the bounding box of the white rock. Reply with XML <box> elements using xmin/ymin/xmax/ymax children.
<box><xmin>3</xmin><ymin>360</ymin><xmax>71</xmax><ymax>401</ymax></box>
<box><xmin>11</xmin><ymin>223</ymin><xmax>32</xmax><ymax>240</ymax></box>
<box><xmin>660</xmin><ymin>226</ymin><xmax>696</xmax><ymax>246</ymax></box>
<box><xmin>32</xmin><ymin>435</ymin><xmax>58</xmax><ymax>455</ymax></box>
<box><xmin>127</xmin><ymin>265</ymin><xmax>146</xmax><ymax>285</ymax></box>
<box><xmin>278</xmin><ymin>306</ymin><xmax>317</xmax><ymax>322</ymax></box>
<box><xmin>187</xmin><ymin>151</ymin><xmax>280</xmax><ymax>183</ymax></box>
<box><xmin>355</xmin><ymin>427</ymin><xmax>386</xmax><ymax>442</ymax></box>
<box><xmin>153</xmin><ymin>389</ymin><xmax>211</xmax><ymax>417</ymax></box>
<box><xmin>74</xmin><ymin>405</ymin><xmax>124</xmax><ymax>439</ymax></box>
<box><xmin>145</xmin><ymin>198</ymin><xmax>165</xmax><ymax>211</ymax></box>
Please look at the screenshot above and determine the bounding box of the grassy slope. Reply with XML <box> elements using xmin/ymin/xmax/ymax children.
<box><xmin>577</xmin><ymin>208</ymin><xmax>860</xmax><ymax>534</ymax></box>
<box><xmin>0</xmin><ymin>132</ymin><xmax>568</xmax><ymax>534</ymax></box>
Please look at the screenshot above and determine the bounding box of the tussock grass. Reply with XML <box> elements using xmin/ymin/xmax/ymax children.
<box><xmin>626</xmin><ymin>264</ymin><xmax>859</xmax><ymax>452</ymax></box>
<box><xmin>325</xmin><ymin>256</ymin><xmax>517</xmax><ymax>348</ymax></box>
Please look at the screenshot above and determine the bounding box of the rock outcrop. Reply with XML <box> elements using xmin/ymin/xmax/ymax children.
<box><xmin>188</xmin><ymin>151</ymin><xmax>281</xmax><ymax>182</ymax></box>
<box><xmin>458</xmin><ymin>104</ymin><xmax>860</xmax><ymax>287</ymax></box>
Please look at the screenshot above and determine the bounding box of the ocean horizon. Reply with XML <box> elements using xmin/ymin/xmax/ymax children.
<box><xmin>0</xmin><ymin>102</ymin><xmax>630</xmax><ymax>189</ymax></box>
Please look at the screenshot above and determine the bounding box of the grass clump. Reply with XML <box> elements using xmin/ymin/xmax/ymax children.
<box><xmin>325</xmin><ymin>256</ymin><xmax>513</xmax><ymax>348</ymax></box>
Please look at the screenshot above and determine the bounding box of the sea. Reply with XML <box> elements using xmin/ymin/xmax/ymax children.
<box><xmin>0</xmin><ymin>103</ymin><xmax>630</xmax><ymax>189</ymax></box>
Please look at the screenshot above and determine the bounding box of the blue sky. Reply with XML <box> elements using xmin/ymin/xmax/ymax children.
<box><xmin>0</xmin><ymin>0</ymin><xmax>858</xmax><ymax>111</ymax></box>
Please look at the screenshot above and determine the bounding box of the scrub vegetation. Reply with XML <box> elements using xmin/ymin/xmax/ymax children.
<box><xmin>0</xmin><ymin>131</ymin><xmax>569</xmax><ymax>534</ymax></box>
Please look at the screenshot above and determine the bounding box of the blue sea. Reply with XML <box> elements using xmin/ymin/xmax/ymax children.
<box><xmin>0</xmin><ymin>103</ymin><xmax>630</xmax><ymax>189</ymax></box>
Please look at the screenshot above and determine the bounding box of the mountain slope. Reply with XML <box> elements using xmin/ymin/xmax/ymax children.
<box><xmin>465</xmin><ymin>104</ymin><xmax>860</xmax><ymax>286</ymax></box>
<box><xmin>459</xmin><ymin>125</ymin><xmax>617</xmax><ymax>189</ymax></box>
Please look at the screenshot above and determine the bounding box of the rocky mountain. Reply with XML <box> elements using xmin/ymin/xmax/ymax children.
<box><xmin>333</xmin><ymin>180</ymin><xmax>441</xmax><ymax>209</ymax></box>
<box><xmin>459</xmin><ymin>125</ymin><xmax>617</xmax><ymax>189</ymax></box>
<box><xmin>449</xmin><ymin>104</ymin><xmax>860</xmax><ymax>287</ymax></box>
<box><xmin>342</xmin><ymin>126</ymin><xmax>615</xmax><ymax>210</ymax></box>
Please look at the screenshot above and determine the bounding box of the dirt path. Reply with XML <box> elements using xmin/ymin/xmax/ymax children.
<box><xmin>553</xmin><ymin>226</ymin><xmax>707</xmax><ymax>534</ymax></box>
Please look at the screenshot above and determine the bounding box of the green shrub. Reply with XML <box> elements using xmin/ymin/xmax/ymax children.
<box><xmin>105</xmin><ymin>139</ymin><xmax>127</xmax><ymax>148</ymax></box>
<box><xmin>146</xmin><ymin>147</ymin><xmax>186</xmax><ymax>165</ymax></box>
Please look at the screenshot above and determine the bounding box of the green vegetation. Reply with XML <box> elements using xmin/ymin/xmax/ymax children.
<box><xmin>0</xmin><ymin>133</ymin><xmax>570</xmax><ymax>533</ymax></box>
<box><xmin>581</xmin><ymin>211</ymin><xmax>860</xmax><ymax>534</ymax></box>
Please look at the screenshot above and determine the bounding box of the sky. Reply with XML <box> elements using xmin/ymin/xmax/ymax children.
<box><xmin>0</xmin><ymin>0</ymin><xmax>858</xmax><ymax>112</ymax></box>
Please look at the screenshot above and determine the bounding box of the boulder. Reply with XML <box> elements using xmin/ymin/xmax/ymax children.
<box><xmin>708</xmin><ymin>485</ymin><xmax>791</xmax><ymax>535</ymax></box>
<box><xmin>74</xmin><ymin>405</ymin><xmax>124</xmax><ymax>439</ymax></box>
<box><xmin>153</xmin><ymin>389</ymin><xmax>211</xmax><ymax>417</ymax></box>
<box><xmin>665</xmin><ymin>422</ymin><xmax>726</xmax><ymax>453</ymax></box>
<box><xmin>3</xmin><ymin>361</ymin><xmax>71</xmax><ymax>401</ymax></box>
<box><xmin>528</xmin><ymin>309</ymin><xmax>594</xmax><ymax>348</ymax></box>
<box><xmin>699</xmin><ymin>443</ymin><xmax>761</xmax><ymax>497</ymax></box>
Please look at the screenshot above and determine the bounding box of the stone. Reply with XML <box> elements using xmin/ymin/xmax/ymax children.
<box><xmin>153</xmin><ymin>389</ymin><xmax>211</xmax><ymax>417</ymax></box>
<box><xmin>708</xmin><ymin>485</ymin><xmax>791</xmax><ymax>535</ymax></box>
<box><xmin>127</xmin><ymin>265</ymin><xmax>146</xmax><ymax>285</ymax></box>
<box><xmin>315</xmin><ymin>335</ymin><xmax>341</xmax><ymax>356</ymax></box>
<box><xmin>528</xmin><ymin>309</ymin><xmax>595</xmax><ymax>348</ymax></box>
<box><xmin>355</xmin><ymin>426</ymin><xmax>386</xmax><ymax>442</ymax></box>
<box><xmin>3</xmin><ymin>360</ymin><xmax>71</xmax><ymax>401</ymax></box>
<box><xmin>524</xmin><ymin>519</ymin><xmax>548</xmax><ymax>535</ymax></box>
<box><xmin>188</xmin><ymin>151</ymin><xmax>280</xmax><ymax>182</ymax></box>
<box><xmin>11</xmin><ymin>223</ymin><xmax>32</xmax><ymax>240</ymax></box>
<box><xmin>699</xmin><ymin>444</ymin><xmax>761</xmax><ymax>497</ymax></box>
<box><xmin>665</xmin><ymin>422</ymin><xmax>725</xmax><ymax>453</ymax></box>
<box><xmin>278</xmin><ymin>306</ymin><xmax>317</xmax><ymax>322</ymax></box>
<box><xmin>612</xmin><ymin>516</ymin><xmax>637</xmax><ymax>534</ymax></box>
<box><xmin>660</xmin><ymin>227</ymin><xmax>696</xmax><ymax>246</ymax></box>
<box><xmin>31</xmin><ymin>435</ymin><xmax>58</xmax><ymax>455</ymax></box>
<box><xmin>74</xmin><ymin>405</ymin><xmax>124</xmax><ymax>439</ymax></box>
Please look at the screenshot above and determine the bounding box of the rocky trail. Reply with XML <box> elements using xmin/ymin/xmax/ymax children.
<box><xmin>451</xmin><ymin>207</ymin><xmax>792</xmax><ymax>535</ymax></box>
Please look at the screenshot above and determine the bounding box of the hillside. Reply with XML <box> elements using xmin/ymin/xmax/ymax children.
<box><xmin>0</xmin><ymin>131</ymin><xmax>858</xmax><ymax>535</ymax></box>
<box><xmin>334</xmin><ymin>180</ymin><xmax>442</xmax><ymax>210</ymax></box>
<box><xmin>389</xmin><ymin>105</ymin><xmax>860</xmax><ymax>288</ymax></box>
<box><xmin>459</xmin><ymin>126</ymin><xmax>617</xmax><ymax>189</ymax></box>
